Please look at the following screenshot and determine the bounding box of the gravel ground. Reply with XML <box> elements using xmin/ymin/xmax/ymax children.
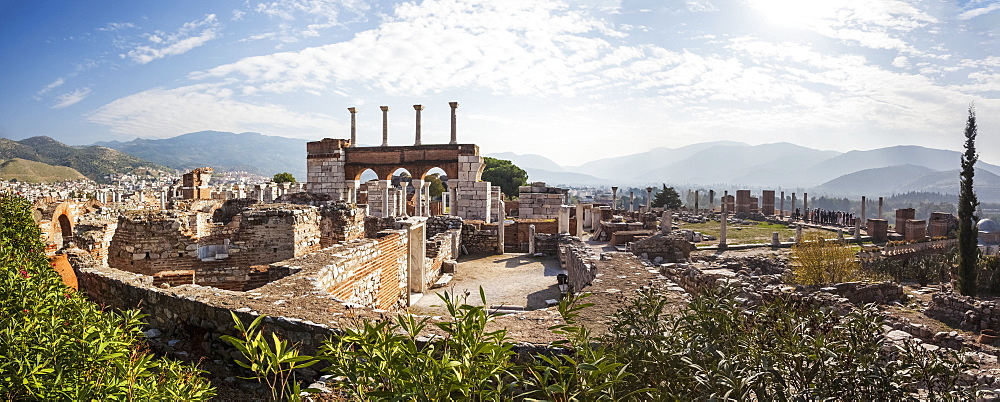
<box><xmin>407</xmin><ymin>253</ymin><xmax>564</xmax><ymax>315</ymax></box>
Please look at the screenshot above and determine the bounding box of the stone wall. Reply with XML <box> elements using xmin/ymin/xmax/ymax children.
<box><xmin>928</xmin><ymin>292</ymin><xmax>1000</xmax><ymax>331</ymax></box>
<box><xmin>270</xmin><ymin>231</ymin><xmax>409</xmax><ymax>311</ymax></box>
<box><xmin>461</xmin><ymin>220</ymin><xmax>500</xmax><ymax>254</ymax></box>
<box><xmin>517</xmin><ymin>183</ymin><xmax>565</xmax><ymax>219</ymax></box>
<box><xmin>558</xmin><ymin>235</ymin><xmax>600</xmax><ymax>293</ymax></box>
<box><xmin>629</xmin><ymin>233</ymin><xmax>695</xmax><ymax>263</ymax></box>
<box><xmin>319</xmin><ymin>202</ymin><xmax>366</xmax><ymax>247</ymax></box>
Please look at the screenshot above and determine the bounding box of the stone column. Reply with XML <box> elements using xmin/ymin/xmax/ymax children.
<box><xmin>576</xmin><ymin>203</ymin><xmax>584</xmax><ymax>237</ymax></box>
<box><xmin>450</xmin><ymin>187</ymin><xmax>458</xmax><ymax>216</ymax></box>
<box><xmin>791</xmin><ymin>192</ymin><xmax>796</xmax><ymax>220</ymax></box>
<box><xmin>709</xmin><ymin>189</ymin><xmax>715</xmax><ymax>212</ymax></box>
<box><xmin>401</xmin><ymin>181</ymin><xmax>410</xmax><ymax>216</ymax></box>
<box><xmin>803</xmin><ymin>192</ymin><xmax>808</xmax><ymax>221</ymax></box>
<box><xmin>694</xmin><ymin>190</ymin><xmax>699</xmax><ymax>213</ymax></box>
<box><xmin>423</xmin><ymin>181</ymin><xmax>432</xmax><ymax>216</ymax></box>
<box><xmin>348</xmin><ymin>107</ymin><xmax>357</xmax><ymax>147</ymax></box>
<box><xmin>723</xmin><ymin>191</ymin><xmax>729</xmax><ymax>213</ymax></box>
<box><xmin>497</xmin><ymin>199</ymin><xmax>506</xmax><ymax>254</ymax></box>
<box><xmin>796</xmin><ymin>224</ymin><xmax>803</xmax><ymax>243</ymax></box>
<box><xmin>780</xmin><ymin>191</ymin><xmax>785</xmax><ymax>218</ymax></box>
<box><xmin>528</xmin><ymin>224</ymin><xmax>536</xmax><ymax>254</ymax></box>
<box><xmin>772</xmin><ymin>232</ymin><xmax>780</xmax><ymax>247</ymax></box>
<box><xmin>629</xmin><ymin>191</ymin><xmax>635</xmax><ymax>213</ymax></box>
<box><xmin>413</xmin><ymin>104</ymin><xmax>424</xmax><ymax>146</ymax></box>
<box><xmin>860</xmin><ymin>196</ymin><xmax>866</xmax><ymax>228</ymax></box>
<box><xmin>646</xmin><ymin>187</ymin><xmax>653</xmax><ymax>211</ymax></box>
<box><xmin>380</xmin><ymin>106</ymin><xmax>390</xmax><ymax>147</ymax></box>
<box><xmin>878</xmin><ymin>197</ymin><xmax>884</xmax><ymax>220</ymax></box>
<box><xmin>558</xmin><ymin>206</ymin><xmax>570</xmax><ymax>234</ymax></box>
<box><xmin>661</xmin><ymin>210</ymin><xmax>672</xmax><ymax>234</ymax></box>
<box><xmin>349</xmin><ymin>180</ymin><xmax>360</xmax><ymax>204</ymax></box>
<box><xmin>411</xmin><ymin>179</ymin><xmax>423</xmax><ymax>217</ymax></box>
<box><xmin>159</xmin><ymin>191</ymin><xmax>167</xmax><ymax>210</ymax></box>
<box><xmin>381</xmin><ymin>180</ymin><xmax>391</xmax><ymax>217</ymax></box>
<box><xmin>611</xmin><ymin>187</ymin><xmax>618</xmax><ymax>211</ymax></box>
<box><xmin>719</xmin><ymin>212</ymin><xmax>728</xmax><ymax>249</ymax></box>
<box><xmin>449</xmin><ymin>102</ymin><xmax>459</xmax><ymax>145</ymax></box>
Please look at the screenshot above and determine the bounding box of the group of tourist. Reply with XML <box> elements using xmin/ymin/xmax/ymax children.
<box><xmin>793</xmin><ymin>208</ymin><xmax>858</xmax><ymax>227</ymax></box>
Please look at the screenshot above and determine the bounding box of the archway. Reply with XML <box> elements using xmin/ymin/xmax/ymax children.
<box><xmin>58</xmin><ymin>214</ymin><xmax>73</xmax><ymax>247</ymax></box>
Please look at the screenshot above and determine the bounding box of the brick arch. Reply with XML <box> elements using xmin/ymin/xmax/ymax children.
<box><xmin>49</xmin><ymin>202</ymin><xmax>77</xmax><ymax>248</ymax></box>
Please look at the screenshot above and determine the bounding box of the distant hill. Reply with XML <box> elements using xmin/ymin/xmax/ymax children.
<box><xmin>572</xmin><ymin>141</ymin><xmax>747</xmax><ymax>180</ymax></box>
<box><xmin>635</xmin><ymin>142</ymin><xmax>841</xmax><ymax>187</ymax></box>
<box><xmin>485</xmin><ymin>152</ymin><xmax>566</xmax><ymax>172</ymax></box>
<box><xmin>0</xmin><ymin>158</ymin><xmax>88</xmax><ymax>183</ymax></box>
<box><xmin>813</xmin><ymin>165</ymin><xmax>1000</xmax><ymax>200</ymax></box>
<box><xmin>801</xmin><ymin>146</ymin><xmax>1000</xmax><ymax>185</ymax></box>
<box><xmin>0</xmin><ymin>136</ymin><xmax>166</xmax><ymax>183</ymax></box>
<box><xmin>95</xmin><ymin>131</ymin><xmax>309</xmax><ymax>180</ymax></box>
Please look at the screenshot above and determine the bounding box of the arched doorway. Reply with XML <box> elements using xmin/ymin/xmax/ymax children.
<box><xmin>57</xmin><ymin>214</ymin><xmax>73</xmax><ymax>247</ymax></box>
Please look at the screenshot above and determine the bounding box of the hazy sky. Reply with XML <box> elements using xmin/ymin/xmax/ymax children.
<box><xmin>0</xmin><ymin>0</ymin><xmax>997</xmax><ymax>166</ymax></box>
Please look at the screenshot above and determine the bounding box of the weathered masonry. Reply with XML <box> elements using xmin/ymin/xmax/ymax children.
<box><xmin>306</xmin><ymin>103</ymin><xmax>497</xmax><ymax>222</ymax></box>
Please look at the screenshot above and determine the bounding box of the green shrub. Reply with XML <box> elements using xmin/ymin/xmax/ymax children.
<box><xmin>603</xmin><ymin>287</ymin><xmax>978</xmax><ymax>400</ymax></box>
<box><xmin>319</xmin><ymin>289</ymin><xmax>516</xmax><ymax>400</ymax></box>
<box><xmin>0</xmin><ymin>192</ymin><xmax>214</xmax><ymax>400</ymax></box>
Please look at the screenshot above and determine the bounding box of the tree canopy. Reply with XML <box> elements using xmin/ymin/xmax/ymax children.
<box><xmin>426</xmin><ymin>173</ymin><xmax>446</xmax><ymax>198</ymax></box>
<box><xmin>651</xmin><ymin>184</ymin><xmax>682</xmax><ymax>209</ymax></box>
<box><xmin>481</xmin><ymin>157</ymin><xmax>527</xmax><ymax>199</ymax></box>
<box><xmin>958</xmin><ymin>104</ymin><xmax>980</xmax><ymax>296</ymax></box>
<box><xmin>272</xmin><ymin>172</ymin><xmax>295</xmax><ymax>183</ymax></box>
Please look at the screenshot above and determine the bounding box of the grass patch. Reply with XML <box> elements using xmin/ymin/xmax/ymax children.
<box><xmin>679</xmin><ymin>219</ymin><xmax>837</xmax><ymax>246</ymax></box>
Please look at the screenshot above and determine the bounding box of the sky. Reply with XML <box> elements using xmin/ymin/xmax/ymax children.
<box><xmin>0</xmin><ymin>0</ymin><xmax>997</xmax><ymax>167</ymax></box>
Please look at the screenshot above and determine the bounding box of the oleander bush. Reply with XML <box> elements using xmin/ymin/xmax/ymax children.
<box><xmin>0</xmin><ymin>192</ymin><xmax>214</xmax><ymax>400</ymax></box>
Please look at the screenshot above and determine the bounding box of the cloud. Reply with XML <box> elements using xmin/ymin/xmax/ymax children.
<box><xmin>97</xmin><ymin>22</ymin><xmax>137</xmax><ymax>32</ymax></box>
<box><xmin>958</xmin><ymin>3</ymin><xmax>1000</xmax><ymax>20</ymax></box>
<box><xmin>87</xmin><ymin>84</ymin><xmax>337</xmax><ymax>138</ymax></box>
<box><xmin>38</xmin><ymin>78</ymin><xmax>66</xmax><ymax>95</ymax></box>
<box><xmin>249</xmin><ymin>0</ymin><xmax>370</xmax><ymax>41</ymax></box>
<box><xmin>52</xmin><ymin>87</ymin><xmax>92</xmax><ymax>109</ymax></box>
<box><xmin>126</xmin><ymin>14</ymin><xmax>220</xmax><ymax>64</ymax></box>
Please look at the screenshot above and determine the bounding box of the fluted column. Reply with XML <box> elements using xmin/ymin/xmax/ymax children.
<box><xmin>348</xmin><ymin>107</ymin><xmax>357</xmax><ymax>147</ymax></box>
<box><xmin>413</xmin><ymin>105</ymin><xmax>424</xmax><ymax>146</ymax></box>
<box><xmin>449</xmin><ymin>102</ymin><xmax>458</xmax><ymax>144</ymax></box>
<box><xmin>380</xmin><ymin>106</ymin><xmax>389</xmax><ymax>147</ymax></box>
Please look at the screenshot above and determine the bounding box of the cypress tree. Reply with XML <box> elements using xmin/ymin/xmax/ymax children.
<box><xmin>958</xmin><ymin>104</ymin><xmax>979</xmax><ymax>296</ymax></box>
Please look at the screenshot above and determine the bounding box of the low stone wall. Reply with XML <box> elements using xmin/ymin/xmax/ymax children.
<box><xmin>319</xmin><ymin>202</ymin><xmax>365</xmax><ymax>247</ymax></box>
<box><xmin>610</xmin><ymin>230</ymin><xmax>652</xmax><ymax>246</ymax></box>
<box><xmin>557</xmin><ymin>236</ymin><xmax>600</xmax><ymax>293</ymax></box>
<box><xmin>270</xmin><ymin>230</ymin><xmax>409</xmax><ymax>311</ymax></box>
<box><xmin>195</xmin><ymin>264</ymin><xmax>292</xmax><ymax>291</ymax></box>
<box><xmin>426</xmin><ymin>229</ymin><xmax>460</xmax><ymax>283</ymax></box>
<box><xmin>927</xmin><ymin>292</ymin><xmax>1000</xmax><ymax>331</ymax></box>
<box><xmin>426</xmin><ymin>216</ymin><xmax>463</xmax><ymax>237</ymax></box>
<box><xmin>629</xmin><ymin>234</ymin><xmax>694</xmax><ymax>263</ymax></box>
<box><xmin>534</xmin><ymin>233</ymin><xmax>560</xmax><ymax>255</ymax></box>
<box><xmin>461</xmin><ymin>221</ymin><xmax>499</xmax><ymax>255</ymax></box>
<box><xmin>817</xmin><ymin>282</ymin><xmax>905</xmax><ymax>305</ymax></box>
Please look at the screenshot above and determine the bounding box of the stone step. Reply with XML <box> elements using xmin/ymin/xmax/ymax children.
<box><xmin>431</xmin><ymin>274</ymin><xmax>453</xmax><ymax>289</ymax></box>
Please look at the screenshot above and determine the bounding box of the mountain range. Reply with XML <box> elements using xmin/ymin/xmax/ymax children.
<box><xmin>5</xmin><ymin>131</ymin><xmax>995</xmax><ymax>200</ymax></box>
<box><xmin>95</xmin><ymin>131</ymin><xmax>309</xmax><ymax>181</ymax></box>
<box><xmin>0</xmin><ymin>136</ymin><xmax>166</xmax><ymax>183</ymax></box>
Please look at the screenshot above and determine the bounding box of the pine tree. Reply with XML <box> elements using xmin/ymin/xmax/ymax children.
<box><xmin>958</xmin><ymin>104</ymin><xmax>980</xmax><ymax>296</ymax></box>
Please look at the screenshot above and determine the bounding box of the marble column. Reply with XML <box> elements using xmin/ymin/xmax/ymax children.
<box><xmin>401</xmin><ymin>181</ymin><xmax>410</xmax><ymax>216</ymax></box>
<box><xmin>412</xmin><ymin>179</ymin><xmax>424</xmax><ymax>217</ymax></box>
<box><xmin>861</xmin><ymin>196</ymin><xmax>867</xmax><ymax>228</ymax></box>
<box><xmin>780</xmin><ymin>191</ymin><xmax>785</xmax><ymax>218</ymax></box>
<box><xmin>380</xmin><ymin>106</ymin><xmax>390</xmax><ymax>147</ymax></box>
<box><xmin>449</xmin><ymin>102</ymin><xmax>459</xmax><ymax>145</ymax></box>
<box><xmin>348</xmin><ymin>107</ymin><xmax>357</xmax><ymax>147</ymax></box>
<box><xmin>381</xmin><ymin>180</ymin><xmax>391</xmax><ymax>217</ymax></box>
<box><xmin>661</xmin><ymin>210</ymin><xmax>672</xmax><ymax>234</ymax></box>
<box><xmin>629</xmin><ymin>191</ymin><xmax>635</xmax><ymax>213</ymax></box>
<box><xmin>878</xmin><ymin>197</ymin><xmax>884</xmax><ymax>220</ymax></box>
<box><xmin>719</xmin><ymin>212</ymin><xmax>728</xmax><ymax>249</ymax></box>
<box><xmin>413</xmin><ymin>104</ymin><xmax>424</xmax><ymax>146</ymax></box>
<box><xmin>611</xmin><ymin>187</ymin><xmax>618</xmax><ymax>211</ymax></box>
<box><xmin>803</xmin><ymin>192</ymin><xmax>809</xmax><ymax>221</ymax></box>
<box><xmin>646</xmin><ymin>187</ymin><xmax>653</xmax><ymax>211</ymax></box>
<box><xmin>423</xmin><ymin>181</ymin><xmax>432</xmax><ymax>216</ymax></box>
<box><xmin>576</xmin><ymin>203</ymin><xmax>584</xmax><ymax>236</ymax></box>
<box><xmin>528</xmin><ymin>224</ymin><xmax>536</xmax><ymax>254</ymax></box>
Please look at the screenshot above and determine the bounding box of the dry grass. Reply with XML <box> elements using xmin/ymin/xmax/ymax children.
<box><xmin>679</xmin><ymin>219</ymin><xmax>836</xmax><ymax>246</ymax></box>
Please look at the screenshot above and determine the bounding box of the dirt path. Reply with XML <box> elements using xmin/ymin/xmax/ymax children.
<box><xmin>407</xmin><ymin>253</ymin><xmax>564</xmax><ymax>315</ymax></box>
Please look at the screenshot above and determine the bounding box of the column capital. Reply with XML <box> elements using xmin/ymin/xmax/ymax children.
<box><xmin>380</xmin><ymin>105</ymin><xmax>389</xmax><ymax>111</ymax></box>
<box><xmin>347</xmin><ymin>107</ymin><xmax>357</xmax><ymax>113</ymax></box>
<box><xmin>413</xmin><ymin>104</ymin><xmax>424</xmax><ymax>111</ymax></box>
<box><xmin>449</xmin><ymin>101</ymin><xmax>458</xmax><ymax>108</ymax></box>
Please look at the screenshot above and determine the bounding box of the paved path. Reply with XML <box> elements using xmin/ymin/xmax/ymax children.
<box><xmin>407</xmin><ymin>253</ymin><xmax>564</xmax><ymax>315</ymax></box>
